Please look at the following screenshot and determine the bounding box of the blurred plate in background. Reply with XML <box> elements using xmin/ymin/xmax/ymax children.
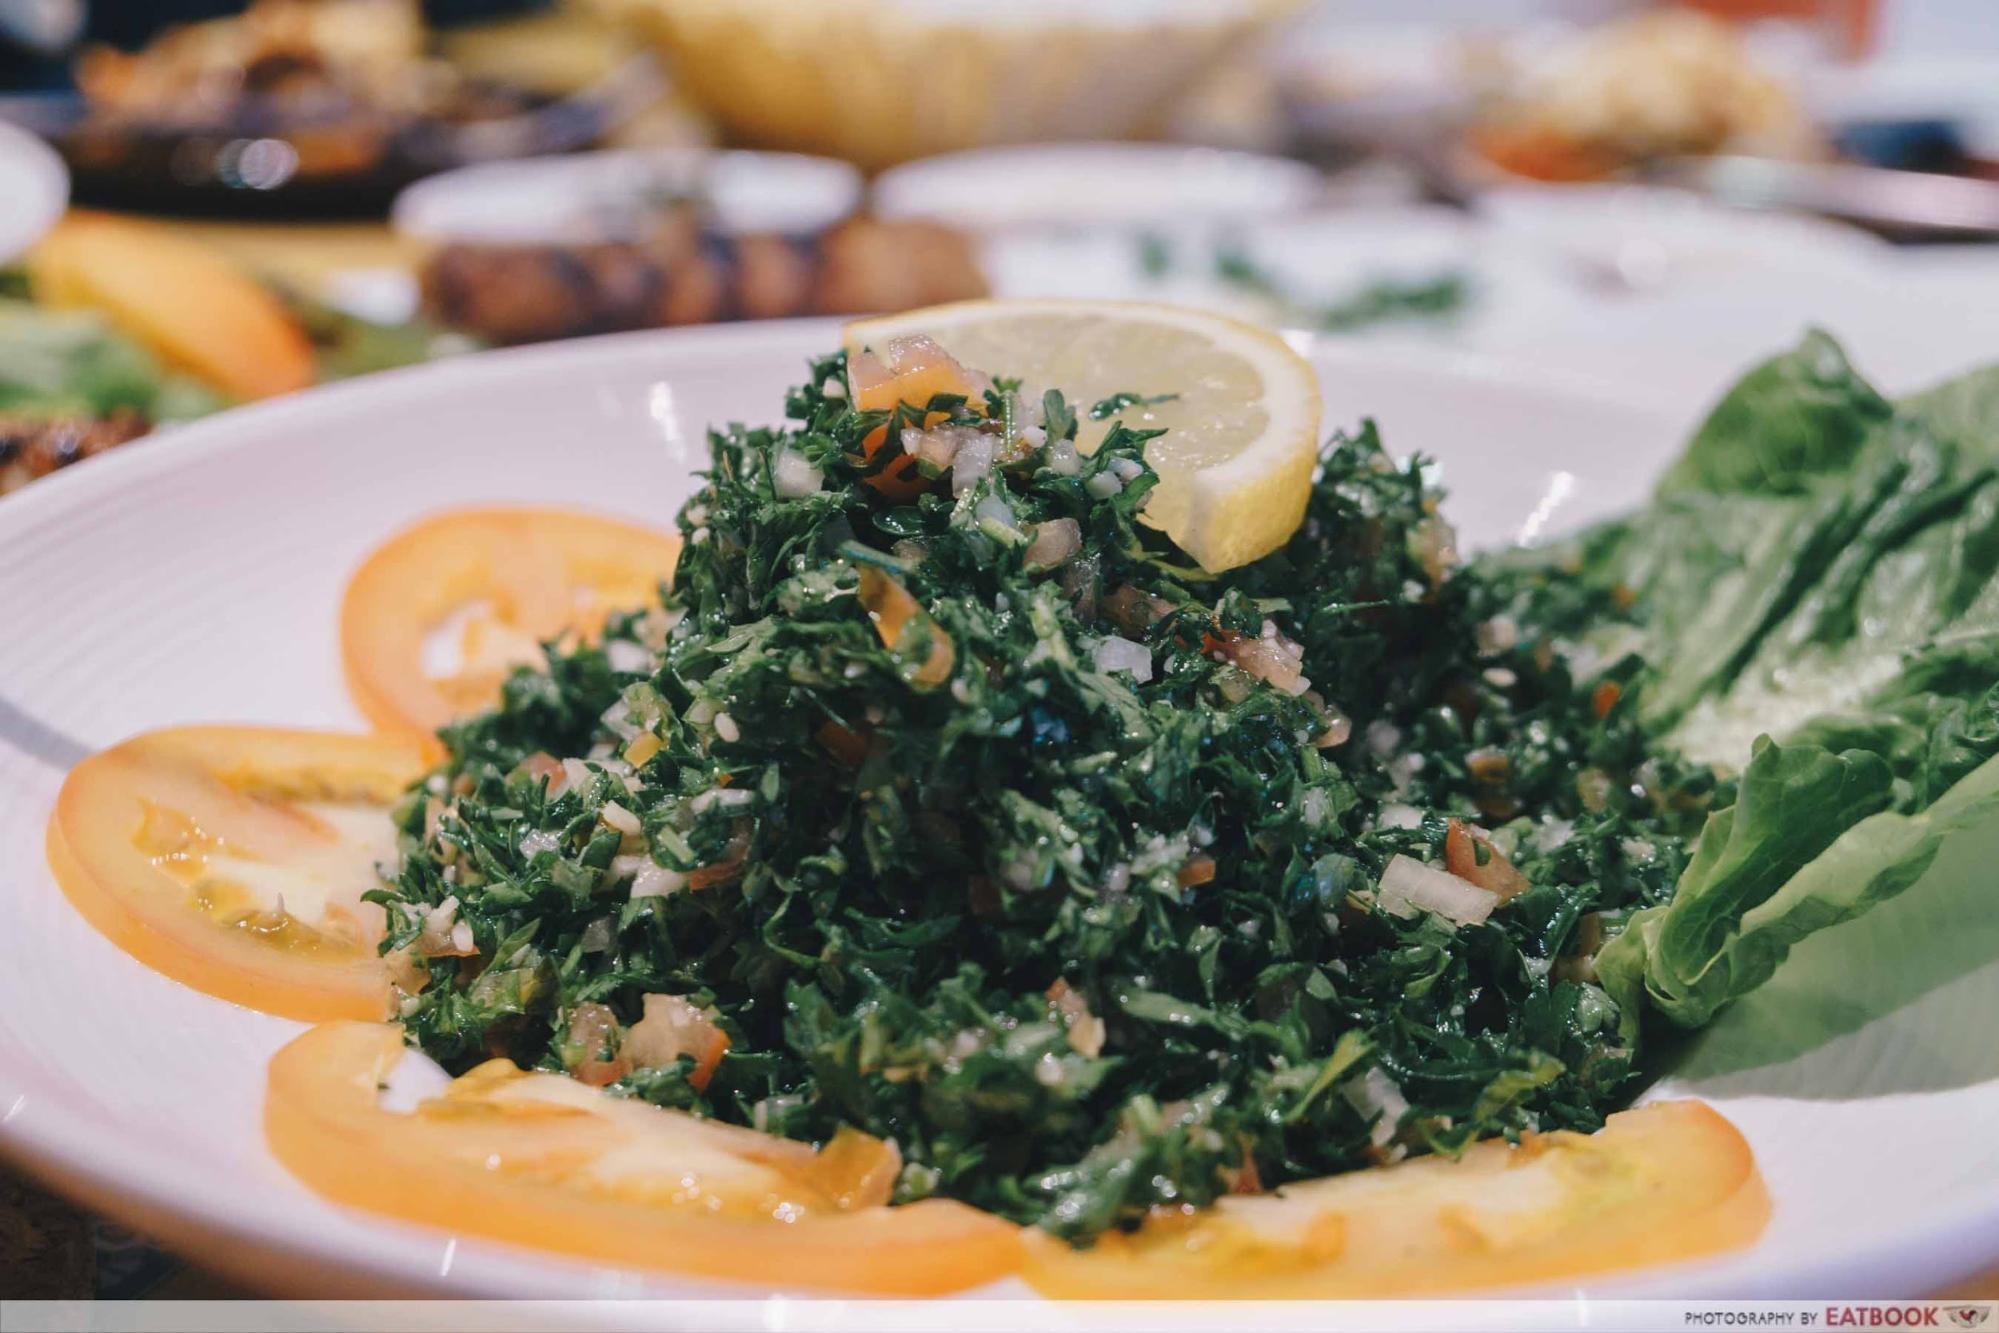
<box><xmin>6</xmin><ymin>61</ymin><xmax>658</xmax><ymax>223</ymax></box>
<box><xmin>0</xmin><ymin>118</ymin><xmax>69</xmax><ymax>265</ymax></box>
<box><xmin>872</xmin><ymin>142</ymin><xmax>1323</xmax><ymax>234</ymax></box>
<box><xmin>393</xmin><ymin>147</ymin><xmax>864</xmax><ymax>244</ymax></box>
<box><xmin>1478</xmin><ymin>183</ymin><xmax>1888</xmax><ymax>289</ymax></box>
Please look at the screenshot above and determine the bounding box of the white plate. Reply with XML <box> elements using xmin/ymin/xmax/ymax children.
<box><xmin>1802</xmin><ymin>54</ymin><xmax>1999</xmax><ymax>126</ymax></box>
<box><xmin>0</xmin><ymin>118</ymin><xmax>67</xmax><ymax>265</ymax></box>
<box><xmin>1</xmin><ymin>322</ymin><xmax>1995</xmax><ymax>1308</ymax></box>
<box><xmin>1477</xmin><ymin>183</ymin><xmax>1887</xmax><ymax>289</ymax></box>
<box><xmin>872</xmin><ymin>143</ymin><xmax>1324</xmax><ymax>235</ymax></box>
<box><xmin>980</xmin><ymin>206</ymin><xmax>1593</xmax><ymax>365</ymax></box>
<box><xmin>391</xmin><ymin>148</ymin><xmax>864</xmax><ymax>245</ymax></box>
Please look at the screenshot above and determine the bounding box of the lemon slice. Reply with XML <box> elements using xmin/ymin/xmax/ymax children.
<box><xmin>844</xmin><ymin>299</ymin><xmax>1322</xmax><ymax>572</ymax></box>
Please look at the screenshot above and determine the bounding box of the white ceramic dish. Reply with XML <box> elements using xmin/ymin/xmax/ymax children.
<box><xmin>872</xmin><ymin>143</ymin><xmax>1324</xmax><ymax>235</ymax></box>
<box><xmin>391</xmin><ymin>147</ymin><xmax>864</xmax><ymax>245</ymax></box>
<box><xmin>1477</xmin><ymin>183</ymin><xmax>1886</xmax><ymax>287</ymax></box>
<box><xmin>1</xmin><ymin>321</ymin><xmax>1995</xmax><ymax>1310</ymax></box>
<box><xmin>0</xmin><ymin>117</ymin><xmax>67</xmax><ymax>264</ymax></box>
<box><xmin>979</xmin><ymin>206</ymin><xmax>1590</xmax><ymax>370</ymax></box>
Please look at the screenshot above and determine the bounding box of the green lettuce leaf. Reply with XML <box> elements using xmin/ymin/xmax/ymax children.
<box><xmin>1507</xmin><ymin>332</ymin><xmax>1999</xmax><ymax>1045</ymax></box>
<box><xmin>1902</xmin><ymin>361</ymin><xmax>1999</xmax><ymax>465</ymax></box>
<box><xmin>1600</xmin><ymin>749</ymin><xmax>1999</xmax><ymax>1036</ymax></box>
<box><xmin>1657</xmin><ymin>329</ymin><xmax>1891</xmax><ymax>498</ymax></box>
<box><xmin>0</xmin><ymin>298</ymin><xmax>222</xmax><ymax>421</ymax></box>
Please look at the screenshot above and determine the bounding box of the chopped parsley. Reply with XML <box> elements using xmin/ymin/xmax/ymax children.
<box><xmin>376</xmin><ymin>348</ymin><xmax>1721</xmax><ymax>1241</ymax></box>
<box><xmin>1088</xmin><ymin>390</ymin><xmax>1178</xmax><ymax>420</ymax></box>
<box><xmin>1212</xmin><ymin>244</ymin><xmax>1473</xmax><ymax>334</ymax></box>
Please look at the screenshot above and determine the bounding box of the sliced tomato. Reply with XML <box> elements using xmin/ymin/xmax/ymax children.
<box><xmin>1466</xmin><ymin>123</ymin><xmax>1622</xmax><ymax>184</ymax></box>
<box><xmin>1024</xmin><ymin>1100</ymin><xmax>1768</xmax><ymax>1298</ymax></box>
<box><xmin>266</xmin><ymin>1022</ymin><xmax>1022</xmax><ymax>1294</ymax></box>
<box><xmin>1444</xmin><ymin>818</ymin><xmax>1532</xmax><ymax>900</ymax></box>
<box><xmin>47</xmin><ymin>726</ymin><xmax>430</xmax><ymax>1021</ymax></box>
<box><xmin>848</xmin><ymin>335</ymin><xmax>982</xmax><ymax>499</ymax></box>
<box><xmin>340</xmin><ymin>508</ymin><xmax>681</xmax><ymax>738</ymax></box>
<box><xmin>856</xmin><ymin>564</ymin><xmax>955</xmax><ymax>688</ymax></box>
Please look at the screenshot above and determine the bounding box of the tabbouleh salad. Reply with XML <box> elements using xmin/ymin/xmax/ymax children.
<box><xmin>372</xmin><ymin>326</ymin><xmax>1999</xmax><ymax>1243</ymax></box>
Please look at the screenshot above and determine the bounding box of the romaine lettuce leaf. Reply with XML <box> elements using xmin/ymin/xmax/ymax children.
<box><xmin>1657</xmin><ymin>329</ymin><xmax>1891</xmax><ymax>498</ymax></box>
<box><xmin>1903</xmin><ymin>361</ymin><xmax>1999</xmax><ymax>465</ymax></box>
<box><xmin>1600</xmin><ymin>748</ymin><xmax>1999</xmax><ymax>1035</ymax></box>
<box><xmin>1498</xmin><ymin>332</ymin><xmax>1999</xmax><ymax>1042</ymax></box>
<box><xmin>1522</xmin><ymin>335</ymin><xmax>1999</xmax><ymax>764</ymax></box>
<box><xmin>1786</xmin><ymin>638</ymin><xmax>1999</xmax><ymax>806</ymax></box>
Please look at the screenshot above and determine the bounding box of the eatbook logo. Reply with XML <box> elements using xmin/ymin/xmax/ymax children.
<box><xmin>1947</xmin><ymin>1307</ymin><xmax>1993</xmax><ymax>1330</ymax></box>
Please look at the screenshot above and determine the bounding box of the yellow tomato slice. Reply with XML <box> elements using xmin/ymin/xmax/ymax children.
<box><xmin>340</xmin><ymin>508</ymin><xmax>681</xmax><ymax>739</ymax></box>
<box><xmin>1024</xmin><ymin>1100</ymin><xmax>1769</xmax><ymax>1298</ymax></box>
<box><xmin>266</xmin><ymin>1022</ymin><xmax>1023</xmax><ymax>1295</ymax></box>
<box><xmin>47</xmin><ymin>726</ymin><xmax>430</xmax><ymax>1021</ymax></box>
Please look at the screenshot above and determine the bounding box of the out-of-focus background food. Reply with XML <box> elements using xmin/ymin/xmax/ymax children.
<box><xmin>1</xmin><ymin>0</ymin><xmax>1997</xmax><ymax>1302</ymax></box>
<box><xmin>4</xmin><ymin>2</ymin><xmax>1998</xmax><ymax>480</ymax></box>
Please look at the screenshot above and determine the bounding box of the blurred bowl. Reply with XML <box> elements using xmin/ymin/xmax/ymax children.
<box><xmin>0</xmin><ymin>118</ymin><xmax>69</xmax><ymax>265</ymax></box>
<box><xmin>873</xmin><ymin>142</ymin><xmax>1321</xmax><ymax>234</ymax></box>
<box><xmin>596</xmin><ymin>0</ymin><xmax>1296</xmax><ymax>171</ymax></box>
<box><xmin>393</xmin><ymin>147</ymin><xmax>863</xmax><ymax>244</ymax></box>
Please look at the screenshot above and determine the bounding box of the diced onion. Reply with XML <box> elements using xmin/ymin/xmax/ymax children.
<box><xmin>1377</xmin><ymin>854</ymin><xmax>1499</xmax><ymax>927</ymax></box>
<box><xmin>518</xmin><ymin>828</ymin><xmax>563</xmax><ymax>859</ymax></box>
<box><xmin>773</xmin><ymin>448</ymin><xmax>824</xmax><ymax>498</ymax></box>
<box><xmin>1533</xmin><ymin>817</ymin><xmax>1576</xmax><ymax>853</ymax></box>
<box><xmin>1340</xmin><ymin>1066</ymin><xmax>1411</xmax><ymax>1147</ymax></box>
<box><xmin>1091</xmin><ymin>635</ymin><xmax>1154</xmax><ymax>682</ymax></box>
<box><xmin>599</xmin><ymin>701</ymin><xmax>641</xmax><ymax>742</ymax></box>
<box><xmin>951</xmin><ymin>434</ymin><xmax>995</xmax><ymax>494</ymax></box>
<box><xmin>1025</xmin><ymin>518</ymin><xmax>1083</xmax><ymax>569</ymax></box>
<box><xmin>417</xmin><ymin>895</ymin><xmax>478</xmax><ymax>958</ymax></box>
<box><xmin>1085</xmin><ymin>470</ymin><xmax>1123</xmax><ymax>500</ymax></box>
<box><xmin>605</xmin><ymin>639</ymin><xmax>653</xmax><ymax>675</ymax></box>
<box><xmin>974</xmin><ymin>493</ymin><xmax>1023</xmax><ymax>540</ymax></box>
<box><xmin>907</xmin><ymin>425</ymin><xmax>982</xmax><ymax>472</ymax></box>
<box><xmin>689</xmin><ymin>786</ymin><xmax>755</xmax><ymax>814</ymax></box>
<box><xmin>630</xmin><ymin>861</ymin><xmax>688</xmax><ymax>900</ymax></box>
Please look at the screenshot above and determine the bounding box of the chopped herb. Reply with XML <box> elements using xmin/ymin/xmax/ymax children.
<box><xmin>1211</xmin><ymin>244</ymin><xmax>1472</xmax><ymax>334</ymax></box>
<box><xmin>380</xmin><ymin>331</ymin><xmax>1996</xmax><ymax>1244</ymax></box>
<box><xmin>1089</xmin><ymin>390</ymin><xmax>1180</xmax><ymax>420</ymax></box>
<box><xmin>1316</xmin><ymin>273</ymin><xmax>1472</xmax><ymax>333</ymax></box>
